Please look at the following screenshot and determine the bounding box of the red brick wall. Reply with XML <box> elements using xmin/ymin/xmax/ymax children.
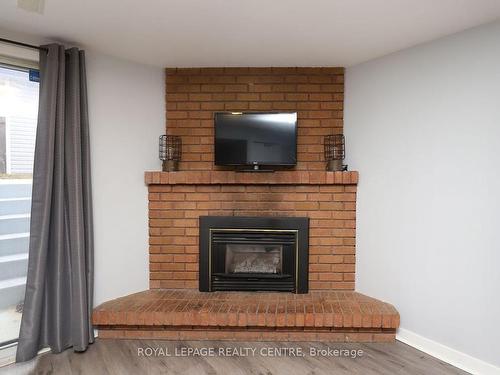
<box><xmin>165</xmin><ymin>67</ymin><xmax>344</xmax><ymax>171</ymax></box>
<box><xmin>148</xmin><ymin>180</ymin><xmax>356</xmax><ymax>291</ymax></box>
<box><xmin>150</xmin><ymin>67</ymin><xmax>355</xmax><ymax>292</ymax></box>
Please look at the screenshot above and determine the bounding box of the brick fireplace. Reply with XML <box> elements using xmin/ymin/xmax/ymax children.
<box><xmin>148</xmin><ymin>67</ymin><xmax>355</xmax><ymax>291</ymax></box>
<box><xmin>146</xmin><ymin>170</ymin><xmax>357</xmax><ymax>291</ymax></box>
<box><xmin>92</xmin><ymin>67</ymin><xmax>400</xmax><ymax>342</ymax></box>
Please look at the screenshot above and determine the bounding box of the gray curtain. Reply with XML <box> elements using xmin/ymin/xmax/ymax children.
<box><xmin>16</xmin><ymin>44</ymin><xmax>94</xmax><ymax>362</ymax></box>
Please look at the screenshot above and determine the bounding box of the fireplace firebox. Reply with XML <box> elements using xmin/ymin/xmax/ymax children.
<box><xmin>199</xmin><ymin>216</ymin><xmax>309</xmax><ymax>293</ymax></box>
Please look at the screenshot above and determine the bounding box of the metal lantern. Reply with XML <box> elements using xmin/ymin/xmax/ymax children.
<box><xmin>159</xmin><ymin>135</ymin><xmax>182</xmax><ymax>171</ymax></box>
<box><xmin>324</xmin><ymin>134</ymin><xmax>346</xmax><ymax>171</ymax></box>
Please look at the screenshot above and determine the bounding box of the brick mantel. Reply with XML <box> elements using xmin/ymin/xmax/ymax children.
<box><xmin>145</xmin><ymin>171</ymin><xmax>358</xmax><ymax>185</ymax></box>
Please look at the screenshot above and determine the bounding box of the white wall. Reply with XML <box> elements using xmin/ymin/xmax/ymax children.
<box><xmin>86</xmin><ymin>51</ymin><xmax>164</xmax><ymax>305</ymax></box>
<box><xmin>0</xmin><ymin>28</ymin><xmax>164</xmax><ymax>313</ymax></box>
<box><xmin>345</xmin><ymin>20</ymin><xmax>500</xmax><ymax>370</ymax></box>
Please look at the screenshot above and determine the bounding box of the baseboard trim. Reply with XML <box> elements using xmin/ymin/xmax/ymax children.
<box><xmin>396</xmin><ymin>328</ymin><xmax>500</xmax><ymax>375</ymax></box>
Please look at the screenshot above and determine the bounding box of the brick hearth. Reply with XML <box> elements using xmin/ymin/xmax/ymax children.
<box><xmin>93</xmin><ymin>290</ymin><xmax>399</xmax><ymax>342</ymax></box>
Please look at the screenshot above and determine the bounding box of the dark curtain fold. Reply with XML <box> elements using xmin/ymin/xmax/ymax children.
<box><xmin>16</xmin><ymin>44</ymin><xmax>94</xmax><ymax>363</ymax></box>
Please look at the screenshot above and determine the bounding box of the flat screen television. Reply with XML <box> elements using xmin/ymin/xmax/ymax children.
<box><xmin>214</xmin><ymin>112</ymin><xmax>297</xmax><ymax>169</ymax></box>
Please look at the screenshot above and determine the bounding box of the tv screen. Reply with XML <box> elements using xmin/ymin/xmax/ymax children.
<box><xmin>214</xmin><ymin>112</ymin><xmax>297</xmax><ymax>167</ymax></box>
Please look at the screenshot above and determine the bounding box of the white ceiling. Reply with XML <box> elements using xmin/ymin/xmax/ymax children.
<box><xmin>1</xmin><ymin>0</ymin><xmax>500</xmax><ymax>67</ymax></box>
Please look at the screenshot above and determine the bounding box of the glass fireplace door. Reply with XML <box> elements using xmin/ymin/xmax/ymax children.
<box><xmin>225</xmin><ymin>244</ymin><xmax>283</xmax><ymax>275</ymax></box>
<box><xmin>210</xmin><ymin>229</ymin><xmax>297</xmax><ymax>292</ymax></box>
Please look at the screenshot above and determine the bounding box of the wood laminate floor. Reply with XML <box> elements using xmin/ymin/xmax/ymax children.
<box><xmin>0</xmin><ymin>339</ymin><xmax>468</xmax><ymax>375</ymax></box>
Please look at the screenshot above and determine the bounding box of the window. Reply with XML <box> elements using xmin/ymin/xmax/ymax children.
<box><xmin>0</xmin><ymin>62</ymin><xmax>39</xmax><ymax>346</ymax></box>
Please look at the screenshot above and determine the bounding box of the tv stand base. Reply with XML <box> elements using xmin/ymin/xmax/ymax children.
<box><xmin>238</xmin><ymin>169</ymin><xmax>275</xmax><ymax>173</ymax></box>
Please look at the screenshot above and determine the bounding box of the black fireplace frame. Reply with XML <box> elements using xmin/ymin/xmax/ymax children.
<box><xmin>199</xmin><ymin>216</ymin><xmax>309</xmax><ymax>293</ymax></box>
